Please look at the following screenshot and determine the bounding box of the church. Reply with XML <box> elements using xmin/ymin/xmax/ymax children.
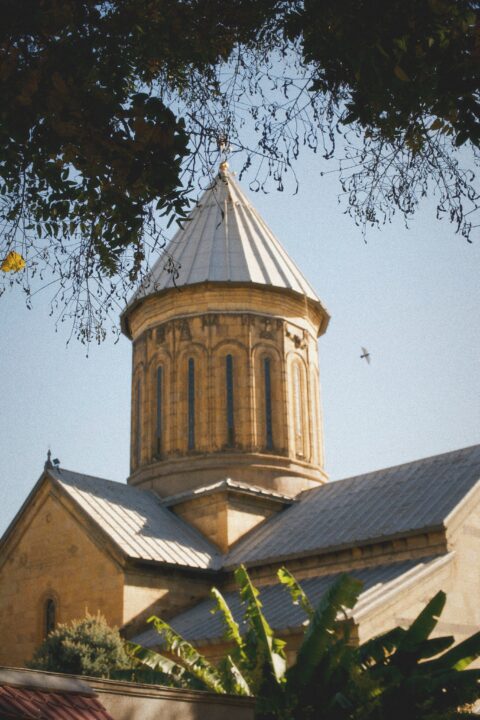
<box><xmin>1</xmin><ymin>163</ymin><xmax>480</xmax><ymax>668</ymax></box>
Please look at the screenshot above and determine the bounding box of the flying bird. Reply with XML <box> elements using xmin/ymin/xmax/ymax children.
<box><xmin>360</xmin><ymin>347</ymin><xmax>371</xmax><ymax>364</ymax></box>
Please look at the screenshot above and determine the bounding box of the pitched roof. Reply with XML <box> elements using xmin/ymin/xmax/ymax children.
<box><xmin>8</xmin><ymin>444</ymin><xmax>476</xmax><ymax>575</ymax></box>
<box><xmin>125</xmin><ymin>165</ymin><xmax>322</xmax><ymax>309</ymax></box>
<box><xmin>133</xmin><ymin>554</ymin><xmax>453</xmax><ymax>647</ymax></box>
<box><xmin>226</xmin><ymin>444</ymin><xmax>480</xmax><ymax>568</ymax></box>
<box><xmin>48</xmin><ymin>468</ymin><xmax>221</xmax><ymax>570</ymax></box>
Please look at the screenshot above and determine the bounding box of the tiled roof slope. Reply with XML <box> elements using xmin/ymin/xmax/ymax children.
<box><xmin>134</xmin><ymin>555</ymin><xmax>452</xmax><ymax>647</ymax></box>
<box><xmin>226</xmin><ymin>445</ymin><xmax>480</xmax><ymax>568</ymax></box>
<box><xmin>0</xmin><ymin>668</ymin><xmax>112</xmax><ymax>720</ymax></box>
<box><xmin>48</xmin><ymin>468</ymin><xmax>221</xmax><ymax>570</ymax></box>
<box><xmin>125</xmin><ymin>166</ymin><xmax>321</xmax><ymax>306</ymax></box>
<box><xmin>0</xmin><ymin>686</ymin><xmax>113</xmax><ymax>720</ymax></box>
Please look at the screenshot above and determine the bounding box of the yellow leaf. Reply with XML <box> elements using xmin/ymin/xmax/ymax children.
<box><xmin>394</xmin><ymin>65</ymin><xmax>410</xmax><ymax>82</ymax></box>
<box><xmin>1</xmin><ymin>251</ymin><xmax>26</xmax><ymax>272</ymax></box>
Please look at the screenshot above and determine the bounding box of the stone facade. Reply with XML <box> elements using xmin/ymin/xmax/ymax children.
<box><xmin>0</xmin><ymin>475</ymin><xmax>217</xmax><ymax>666</ymax></box>
<box><xmin>0</xmin><ymin>480</ymin><xmax>124</xmax><ymax>667</ymax></box>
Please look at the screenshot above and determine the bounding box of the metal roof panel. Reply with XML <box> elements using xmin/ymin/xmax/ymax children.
<box><xmin>134</xmin><ymin>555</ymin><xmax>451</xmax><ymax>647</ymax></box>
<box><xmin>126</xmin><ymin>167</ymin><xmax>321</xmax><ymax>307</ymax></box>
<box><xmin>226</xmin><ymin>445</ymin><xmax>480</xmax><ymax>568</ymax></box>
<box><xmin>49</xmin><ymin>469</ymin><xmax>221</xmax><ymax>570</ymax></box>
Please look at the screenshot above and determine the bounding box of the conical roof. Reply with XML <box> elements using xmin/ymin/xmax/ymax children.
<box><xmin>127</xmin><ymin>164</ymin><xmax>321</xmax><ymax>309</ymax></box>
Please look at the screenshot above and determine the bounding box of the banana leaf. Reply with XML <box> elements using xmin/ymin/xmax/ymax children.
<box><xmin>287</xmin><ymin>573</ymin><xmax>363</xmax><ymax>691</ymax></box>
<box><xmin>235</xmin><ymin>565</ymin><xmax>287</xmax><ymax>685</ymax></box>
<box><xmin>277</xmin><ymin>566</ymin><xmax>314</xmax><ymax>618</ymax></box>
<box><xmin>147</xmin><ymin>616</ymin><xmax>228</xmax><ymax>693</ymax></box>
<box><xmin>424</xmin><ymin>631</ymin><xmax>480</xmax><ymax>672</ymax></box>
<box><xmin>395</xmin><ymin>591</ymin><xmax>446</xmax><ymax>654</ymax></box>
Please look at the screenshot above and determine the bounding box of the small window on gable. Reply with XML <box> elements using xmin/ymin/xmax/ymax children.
<box><xmin>45</xmin><ymin>598</ymin><xmax>56</xmax><ymax>638</ymax></box>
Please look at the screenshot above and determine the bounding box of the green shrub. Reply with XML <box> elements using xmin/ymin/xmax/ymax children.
<box><xmin>29</xmin><ymin>612</ymin><xmax>132</xmax><ymax>678</ymax></box>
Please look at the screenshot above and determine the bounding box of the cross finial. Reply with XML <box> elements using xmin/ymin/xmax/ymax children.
<box><xmin>217</xmin><ymin>133</ymin><xmax>230</xmax><ymax>175</ymax></box>
<box><xmin>44</xmin><ymin>449</ymin><xmax>53</xmax><ymax>470</ymax></box>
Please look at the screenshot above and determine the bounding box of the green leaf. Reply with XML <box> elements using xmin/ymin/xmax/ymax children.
<box><xmin>455</xmin><ymin>131</ymin><xmax>469</xmax><ymax>147</ymax></box>
<box><xmin>211</xmin><ymin>587</ymin><xmax>246</xmax><ymax>651</ymax></box>
<box><xmin>359</xmin><ymin>626</ymin><xmax>406</xmax><ymax>666</ymax></box>
<box><xmin>289</xmin><ymin>574</ymin><xmax>362</xmax><ymax>690</ymax></box>
<box><xmin>426</xmin><ymin>631</ymin><xmax>480</xmax><ymax>671</ymax></box>
<box><xmin>397</xmin><ymin>591</ymin><xmax>446</xmax><ymax>652</ymax></box>
<box><xmin>415</xmin><ymin>635</ymin><xmax>455</xmax><ymax>660</ymax></box>
<box><xmin>127</xmin><ymin>642</ymin><xmax>186</xmax><ymax>678</ymax></box>
<box><xmin>225</xmin><ymin>656</ymin><xmax>252</xmax><ymax>696</ymax></box>
<box><xmin>277</xmin><ymin>567</ymin><xmax>314</xmax><ymax>618</ymax></box>
<box><xmin>147</xmin><ymin>616</ymin><xmax>227</xmax><ymax>693</ymax></box>
<box><xmin>235</xmin><ymin>565</ymin><xmax>286</xmax><ymax>685</ymax></box>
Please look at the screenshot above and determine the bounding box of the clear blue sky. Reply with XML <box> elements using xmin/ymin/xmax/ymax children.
<box><xmin>1</xmin><ymin>150</ymin><xmax>479</xmax><ymax>535</ymax></box>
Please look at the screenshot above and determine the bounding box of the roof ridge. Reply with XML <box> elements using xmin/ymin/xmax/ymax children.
<box><xmin>331</xmin><ymin>443</ymin><xmax>480</xmax><ymax>485</ymax></box>
<box><xmin>162</xmin><ymin>478</ymin><xmax>294</xmax><ymax>507</ymax></box>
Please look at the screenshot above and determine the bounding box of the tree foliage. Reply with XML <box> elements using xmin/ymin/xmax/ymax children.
<box><xmin>1</xmin><ymin>0</ymin><xmax>479</xmax><ymax>340</ymax></box>
<box><xmin>28</xmin><ymin>612</ymin><xmax>132</xmax><ymax>678</ymax></box>
<box><xmin>132</xmin><ymin>565</ymin><xmax>480</xmax><ymax>720</ymax></box>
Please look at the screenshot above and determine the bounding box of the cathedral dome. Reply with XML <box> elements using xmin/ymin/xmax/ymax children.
<box><xmin>122</xmin><ymin>166</ymin><xmax>330</xmax><ymax>499</ymax></box>
<box><xmin>122</xmin><ymin>164</ymin><xmax>324</xmax><ymax>329</ymax></box>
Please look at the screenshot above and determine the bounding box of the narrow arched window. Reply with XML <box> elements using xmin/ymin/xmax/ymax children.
<box><xmin>45</xmin><ymin>598</ymin><xmax>56</xmax><ymax>637</ymax></box>
<box><xmin>188</xmin><ymin>358</ymin><xmax>195</xmax><ymax>450</ymax></box>
<box><xmin>226</xmin><ymin>354</ymin><xmax>235</xmax><ymax>446</ymax></box>
<box><xmin>156</xmin><ymin>366</ymin><xmax>163</xmax><ymax>456</ymax></box>
<box><xmin>135</xmin><ymin>379</ymin><xmax>141</xmax><ymax>467</ymax></box>
<box><xmin>264</xmin><ymin>358</ymin><xmax>273</xmax><ymax>450</ymax></box>
<box><xmin>293</xmin><ymin>364</ymin><xmax>303</xmax><ymax>442</ymax></box>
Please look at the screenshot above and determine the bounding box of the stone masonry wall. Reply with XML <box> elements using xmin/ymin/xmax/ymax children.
<box><xmin>0</xmin><ymin>482</ymin><xmax>124</xmax><ymax>667</ymax></box>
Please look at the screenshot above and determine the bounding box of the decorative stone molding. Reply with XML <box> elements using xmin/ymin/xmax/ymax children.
<box><xmin>202</xmin><ymin>314</ymin><xmax>219</xmax><ymax>327</ymax></box>
<box><xmin>156</xmin><ymin>325</ymin><xmax>166</xmax><ymax>343</ymax></box>
<box><xmin>178</xmin><ymin>319</ymin><xmax>191</xmax><ymax>340</ymax></box>
<box><xmin>286</xmin><ymin>328</ymin><xmax>307</xmax><ymax>349</ymax></box>
<box><xmin>259</xmin><ymin>317</ymin><xmax>275</xmax><ymax>339</ymax></box>
<box><xmin>241</xmin><ymin>313</ymin><xmax>255</xmax><ymax>326</ymax></box>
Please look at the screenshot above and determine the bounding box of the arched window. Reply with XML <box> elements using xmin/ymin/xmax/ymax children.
<box><xmin>264</xmin><ymin>357</ymin><xmax>273</xmax><ymax>450</ymax></box>
<box><xmin>293</xmin><ymin>363</ymin><xmax>303</xmax><ymax>451</ymax></box>
<box><xmin>45</xmin><ymin>598</ymin><xmax>56</xmax><ymax>637</ymax></box>
<box><xmin>155</xmin><ymin>366</ymin><xmax>163</xmax><ymax>456</ymax></box>
<box><xmin>188</xmin><ymin>358</ymin><xmax>195</xmax><ymax>450</ymax></box>
<box><xmin>225</xmin><ymin>354</ymin><xmax>235</xmax><ymax>446</ymax></box>
<box><xmin>135</xmin><ymin>379</ymin><xmax>141</xmax><ymax>468</ymax></box>
<box><xmin>293</xmin><ymin>364</ymin><xmax>302</xmax><ymax>439</ymax></box>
